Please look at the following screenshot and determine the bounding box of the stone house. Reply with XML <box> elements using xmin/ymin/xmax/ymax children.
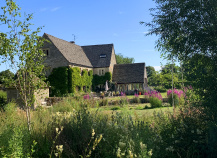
<box><xmin>42</xmin><ymin>33</ymin><xmax>148</xmax><ymax>92</ymax></box>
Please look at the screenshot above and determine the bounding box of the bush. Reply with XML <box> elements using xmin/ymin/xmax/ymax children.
<box><xmin>119</xmin><ymin>96</ymin><xmax>128</xmax><ymax>106</ymax></box>
<box><xmin>99</xmin><ymin>98</ymin><xmax>108</xmax><ymax>106</ymax></box>
<box><xmin>0</xmin><ymin>90</ymin><xmax>7</xmax><ymax>108</ymax></box>
<box><xmin>149</xmin><ymin>97</ymin><xmax>162</xmax><ymax>108</ymax></box>
<box><xmin>168</xmin><ymin>93</ymin><xmax>179</xmax><ymax>107</ymax></box>
<box><xmin>132</xmin><ymin>94</ymin><xmax>140</xmax><ymax>103</ymax></box>
<box><xmin>154</xmin><ymin>86</ymin><xmax>167</xmax><ymax>92</ymax></box>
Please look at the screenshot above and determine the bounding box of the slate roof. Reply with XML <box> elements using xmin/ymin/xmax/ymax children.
<box><xmin>82</xmin><ymin>44</ymin><xmax>113</xmax><ymax>67</ymax></box>
<box><xmin>112</xmin><ymin>63</ymin><xmax>146</xmax><ymax>84</ymax></box>
<box><xmin>43</xmin><ymin>33</ymin><xmax>93</xmax><ymax>67</ymax></box>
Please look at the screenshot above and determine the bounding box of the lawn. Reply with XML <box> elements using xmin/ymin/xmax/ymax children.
<box><xmin>106</xmin><ymin>92</ymin><xmax>168</xmax><ymax>102</ymax></box>
<box><xmin>91</xmin><ymin>103</ymin><xmax>174</xmax><ymax>121</ymax></box>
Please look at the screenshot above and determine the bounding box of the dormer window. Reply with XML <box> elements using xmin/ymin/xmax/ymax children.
<box><xmin>100</xmin><ymin>54</ymin><xmax>106</xmax><ymax>58</ymax></box>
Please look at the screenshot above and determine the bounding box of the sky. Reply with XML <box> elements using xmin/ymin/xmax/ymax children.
<box><xmin>0</xmin><ymin>0</ymin><xmax>170</xmax><ymax>72</ymax></box>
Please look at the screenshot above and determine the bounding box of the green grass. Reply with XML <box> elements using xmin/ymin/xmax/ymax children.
<box><xmin>91</xmin><ymin>103</ymin><xmax>173</xmax><ymax>121</ymax></box>
<box><xmin>106</xmin><ymin>92</ymin><xmax>168</xmax><ymax>102</ymax></box>
<box><xmin>161</xmin><ymin>92</ymin><xmax>167</xmax><ymax>98</ymax></box>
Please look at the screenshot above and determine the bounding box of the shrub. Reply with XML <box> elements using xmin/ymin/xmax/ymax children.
<box><xmin>110</xmin><ymin>106</ymin><xmax>121</xmax><ymax>110</ymax></box>
<box><xmin>168</xmin><ymin>93</ymin><xmax>179</xmax><ymax>107</ymax></box>
<box><xmin>154</xmin><ymin>86</ymin><xmax>167</xmax><ymax>92</ymax></box>
<box><xmin>99</xmin><ymin>98</ymin><xmax>108</xmax><ymax>106</ymax></box>
<box><xmin>149</xmin><ymin>97</ymin><xmax>162</xmax><ymax>108</ymax></box>
<box><xmin>0</xmin><ymin>90</ymin><xmax>7</xmax><ymax>108</ymax></box>
<box><xmin>132</xmin><ymin>94</ymin><xmax>140</xmax><ymax>103</ymax></box>
<box><xmin>119</xmin><ymin>96</ymin><xmax>129</xmax><ymax>106</ymax></box>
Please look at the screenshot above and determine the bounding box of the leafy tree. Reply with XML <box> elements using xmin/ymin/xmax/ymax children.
<box><xmin>0</xmin><ymin>69</ymin><xmax>14</xmax><ymax>85</ymax></box>
<box><xmin>0</xmin><ymin>0</ymin><xmax>46</xmax><ymax>130</ymax></box>
<box><xmin>146</xmin><ymin>66</ymin><xmax>156</xmax><ymax>78</ymax></box>
<box><xmin>144</xmin><ymin>0</ymin><xmax>217</xmax><ymax>154</ymax></box>
<box><xmin>144</xmin><ymin>0</ymin><xmax>217</xmax><ymax>102</ymax></box>
<box><xmin>115</xmin><ymin>53</ymin><xmax>135</xmax><ymax>64</ymax></box>
<box><xmin>161</xmin><ymin>64</ymin><xmax>179</xmax><ymax>75</ymax></box>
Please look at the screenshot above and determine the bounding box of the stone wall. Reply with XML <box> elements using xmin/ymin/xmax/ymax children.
<box><xmin>34</xmin><ymin>88</ymin><xmax>49</xmax><ymax>108</ymax></box>
<box><xmin>6</xmin><ymin>88</ymin><xmax>49</xmax><ymax>109</ymax></box>
<box><xmin>93</xmin><ymin>67</ymin><xmax>110</xmax><ymax>75</ymax></box>
<box><xmin>109</xmin><ymin>46</ymin><xmax>117</xmax><ymax>74</ymax></box>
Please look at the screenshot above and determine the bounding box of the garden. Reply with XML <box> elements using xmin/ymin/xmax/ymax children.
<box><xmin>1</xmin><ymin>0</ymin><xmax>217</xmax><ymax>157</ymax></box>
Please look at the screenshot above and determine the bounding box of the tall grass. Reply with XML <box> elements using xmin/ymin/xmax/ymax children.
<box><xmin>0</xmin><ymin>97</ymin><xmax>213</xmax><ymax>157</ymax></box>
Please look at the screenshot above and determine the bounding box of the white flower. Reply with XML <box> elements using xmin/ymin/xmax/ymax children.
<box><xmin>55</xmin><ymin>128</ymin><xmax>59</xmax><ymax>133</ymax></box>
<box><xmin>148</xmin><ymin>149</ymin><xmax>153</xmax><ymax>156</ymax></box>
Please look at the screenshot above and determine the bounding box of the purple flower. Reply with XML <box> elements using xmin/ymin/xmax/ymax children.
<box><xmin>167</xmin><ymin>89</ymin><xmax>184</xmax><ymax>98</ymax></box>
<box><xmin>83</xmin><ymin>94</ymin><xmax>90</xmax><ymax>100</ymax></box>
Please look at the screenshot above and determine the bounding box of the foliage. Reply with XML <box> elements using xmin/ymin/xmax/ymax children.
<box><xmin>0</xmin><ymin>103</ymin><xmax>34</xmax><ymax>157</ymax></box>
<box><xmin>48</xmin><ymin>67</ymin><xmax>68</xmax><ymax>97</ymax></box>
<box><xmin>167</xmin><ymin>89</ymin><xmax>184</xmax><ymax>107</ymax></box>
<box><xmin>48</xmin><ymin>67</ymin><xmax>93</xmax><ymax>96</ymax></box>
<box><xmin>168</xmin><ymin>94</ymin><xmax>179</xmax><ymax>107</ymax></box>
<box><xmin>119</xmin><ymin>96</ymin><xmax>129</xmax><ymax>106</ymax></box>
<box><xmin>144</xmin><ymin>91</ymin><xmax>163</xmax><ymax>108</ymax></box>
<box><xmin>146</xmin><ymin>66</ymin><xmax>156</xmax><ymax>78</ymax></box>
<box><xmin>149</xmin><ymin>97</ymin><xmax>162</xmax><ymax>108</ymax></box>
<box><xmin>92</xmin><ymin>72</ymin><xmax>112</xmax><ymax>91</ymax></box>
<box><xmin>132</xmin><ymin>94</ymin><xmax>140</xmax><ymax>103</ymax></box>
<box><xmin>0</xmin><ymin>69</ymin><xmax>14</xmax><ymax>85</ymax></box>
<box><xmin>0</xmin><ymin>90</ymin><xmax>7</xmax><ymax>108</ymax></box>
<box><xmin>115</xmin><ymin>53</ymin><xmax>135</xmax><ymax>64</ymax></box>
<box><xmin>152</xmin><ymin>106</ymin><xmax>207</xmax><ymax>158</ymax></box>
<box><xmin>0</xmin><ymin>0</ymin><xmax>47</xmax><ymax>130</ymax></box>
<box><xmin>154</xmin><ymin>86</ymin><xmax>166</xmax><ymax>92</ymax></box>
<box><xmin>99</xmin><ymin>98</ymin><xmax>108</xmax><ymax>106</ymax></box>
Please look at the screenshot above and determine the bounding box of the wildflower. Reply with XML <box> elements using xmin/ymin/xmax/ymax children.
<box><xmin>55</xmin><ymin>128</ymin><xmax>59</xmax><ymax>134</ymax></box>
<box><xmin>148</xmin><ymin>149</ymin><xmax>153</xmax><ymax>156</ymax></box>
<box><xmin>117</xmin><ymin>147</ymin><xmax>121</xmax><ymax>157</ymax></box>
<box><xmin>92</xmin><ymin>129</ymin><xmax>95</xmax><ymax>137</ymax></box>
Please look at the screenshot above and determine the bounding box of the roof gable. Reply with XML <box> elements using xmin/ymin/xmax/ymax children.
<box><xmin>82</xmin><ymin>44</ymin><xmax>113</xmax><ymax>67</ymax></box>
<box><xmin>43</xmin><ymin>33</ymin><xmax>92</xmax><ymax>67</ymax></box>
<box><xmin>112</xmin><ymin>63</ymin><xmax>146</xmax><ymax>84</ymax></box>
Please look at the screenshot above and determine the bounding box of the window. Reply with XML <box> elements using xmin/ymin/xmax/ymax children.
<box><xmin>43</xmin><ymin>49</ymin><xmax>50</xmax><ymax>56</ymax></box>
<box><xmin>100</xmin><ymin>54</ymin><xmax>106</xmax><ymax>58</ymax></box>
<box><xmin>102</xmin><ymin>69</ymin><xmax>104</xmax><ymax>75</ymax></box>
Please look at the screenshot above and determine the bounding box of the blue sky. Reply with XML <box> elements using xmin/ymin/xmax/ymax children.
<box><xmin>0</xmin><ymin>0</ymin><xmax>169</xmax><ymax>72</ymax></box>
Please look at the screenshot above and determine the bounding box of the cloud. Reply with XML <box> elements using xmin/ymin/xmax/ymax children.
<box><xmin>51</xmin><ymin>7</ymin><xmax>61</xmax><ymax>12</ymax></box>
<box><xmin>153</xmin><ymin>66</ymin><xmax>162</xmax><ymax>71</ymax></box>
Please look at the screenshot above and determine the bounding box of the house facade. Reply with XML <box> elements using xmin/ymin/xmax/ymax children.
<box><xmin>42</xmin><ymin>33</ymin><xmax>148</xmax><ymax>92</ymax></box>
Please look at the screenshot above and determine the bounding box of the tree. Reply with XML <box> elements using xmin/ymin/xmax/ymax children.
<box><xmin>144</xmin><ymin>0</ymin><xmax>217</xmax><ymax>102</ymax></box>
<box><xmin>146</xmin><ymin>66</ymin><xmax>156</xmax><ymax>78</ymax></box>
<box><xmin>0</xmin><ymin>0</ymin><xmax>46</xmax><ymax>130</ymax></box>
<box><xmin>144</xmin><ymin>0</ymin><xmax>217</xmax><ymax>154</ymax></box>
<box><xmin>115</xmin><ymin>53</ymin><xmax>135</xmax><ymax>64</ymax></box>
<box><xmin>0</xmin><ymin>69</ymin><xmax>14</xmax><ymax>85</ymax></box>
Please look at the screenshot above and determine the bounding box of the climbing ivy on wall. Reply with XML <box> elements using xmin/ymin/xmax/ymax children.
<box><xmin>48</xmin><ymin>67</ymin><xmax>93</xmax><ymax>96</ymax></box>
<box><xmin>68</xmin><ymin>67</ymin><xmax>93</xmax><ymax>93</ymax></box>
<box><xmin>48</xmin><ymin>67</ymin><xmax>68</xmax><ymax>97</ymax></box>
<box><xmin>92</xmin><ymin>72</ymin><xmax>112</xmax><ymax>91</ymax></box>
